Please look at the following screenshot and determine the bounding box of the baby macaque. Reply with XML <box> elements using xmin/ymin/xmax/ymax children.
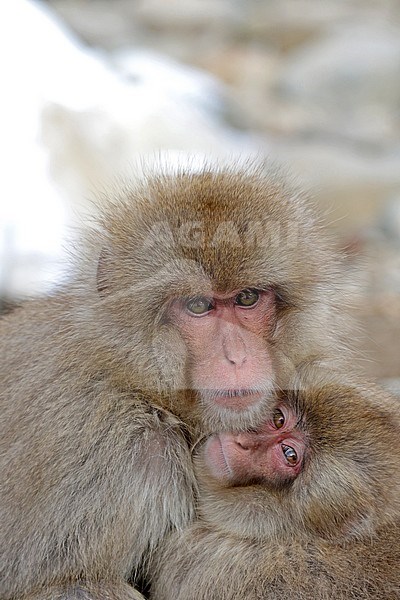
<box><xmin>151</xmin><ymin>383</ymin><xmax>400</xmax><ymax>600</ymax></box>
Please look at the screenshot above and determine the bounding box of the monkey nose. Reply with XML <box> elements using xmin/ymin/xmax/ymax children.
<box><xmin>234</xmin><ymin>434</ymin><xmax>258</xmax><ymax>451</ymax></box>
<box><xmin>227</xmin><ymin>353</ymin><xmax>247</xmax><ymax>367</ymax></box>
<box><xmin>236</xmin><ymin>440</ymin><xmax>250</xmax><ymax>451</ymax></box>
<box><xmin>222</xmin><ymin>334</ymin><xmax>247</xmax><ymax>366</ymax></box>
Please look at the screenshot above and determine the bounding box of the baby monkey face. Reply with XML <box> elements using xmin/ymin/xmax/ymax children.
<box><xmin>204</xmin><ymin>401</ymin><xmax>306</xmax><ymax>487</ymax></box>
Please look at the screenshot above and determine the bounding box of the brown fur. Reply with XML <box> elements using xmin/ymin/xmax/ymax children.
<box><xmin>150</xmin><ymin>383</ymin><xmax>400</xmax><ymax>600</ymax></box>
<box><xmin>0</xmin><ymin>165</ymin><xmax>351</xmax><ymax>599</ymax></box>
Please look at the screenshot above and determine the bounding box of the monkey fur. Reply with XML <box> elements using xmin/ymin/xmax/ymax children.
<box><xmin>150</xmin><ymin>383</ymin><xmax>400</xmax><ymax>600</ymax></box>
<box><xmin>1</xmin><ymin>165</ymin><xmax>353</xmax><ymax>599</ymax></box>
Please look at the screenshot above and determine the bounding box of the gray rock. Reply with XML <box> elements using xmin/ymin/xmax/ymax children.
<box><xmin>380</xmin><ymin>197</ymin><xmax>400</xmax><ymax>243</ymax></box>
<box><xmin>278</xmin><ymin>24</ymin><xmax>400</xmax><ymax>145</ymax></box>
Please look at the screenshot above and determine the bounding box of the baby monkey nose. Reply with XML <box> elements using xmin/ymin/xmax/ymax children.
<box><xmin>234</xmin><ymin>434</ymin><xmax>259</xmax><ymax>452</ymax></box>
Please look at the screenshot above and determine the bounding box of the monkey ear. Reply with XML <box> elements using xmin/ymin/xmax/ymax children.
<box><xmin>96</xmin><ymin>248</ymin><xmax>112</xmax><ymax>296</ymax></box>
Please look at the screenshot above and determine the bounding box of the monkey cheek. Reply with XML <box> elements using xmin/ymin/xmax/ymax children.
<box><xmin>203</xmin><ymin>435</ymin><xmax>233</xmax><ymax>483</ymax></box>
<box><xmin>151</xmin><ymin>326</ymin><xmax>188</xmax><ymax>391</ymax></box>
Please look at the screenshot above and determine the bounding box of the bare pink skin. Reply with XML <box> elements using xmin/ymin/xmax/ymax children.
<box><xmin>204</xmin><ymin>403</ymin><xmax>306</xmax><ymax>486</ymax></box>
<box><xmin>169</xmin><ymin>289</ymin><xmax>276</xmax><ymax>411</ymax></box>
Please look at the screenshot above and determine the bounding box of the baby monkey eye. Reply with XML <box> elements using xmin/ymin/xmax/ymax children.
<box><xmin>186</xmin><ymin>296</ymin><xmax>214</xmax><ymax>315</ymax></box>
<box><xmin>282</xmin><ymin>444</ymin><xmax>298</xmax><ymax>466</ymax></box>
<box><xmin>273</xmin><ymin>408</ymin><xmax>285</xmax><ymax>429</ymax></box>
<box><xmin>235</xmin><ymin>288</ymin><xmax>260</xmax><ymax>307</ymax></box>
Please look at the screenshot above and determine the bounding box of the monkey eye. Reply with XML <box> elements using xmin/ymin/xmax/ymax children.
<box><xmin>186</xmin><ymin>296</ymin><xmax>214</xmax><ymax>315</ymax></box>
<box><xmin>273</xmin><ymin>408</ymin><xmax>285</xmax><ymax>429</ymax></box>
<box><xmin>282</xmin><ymin>444</ymin><xmax>298</xmax><ymax>466</ymax></box>
<box><xmin>235</xmin><ymin>288</ymin><xmax>260</xmax><ymax>307</ymax></box>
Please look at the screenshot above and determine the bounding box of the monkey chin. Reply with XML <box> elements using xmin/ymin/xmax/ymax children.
<box><xmin>198</xmin><ymin>385</ymin><xmax>275</xmax><ymax>433</ymax></box>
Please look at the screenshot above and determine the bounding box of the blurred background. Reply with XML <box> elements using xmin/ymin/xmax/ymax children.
<box><xmin>0</xmin><ymin>0</ymin><xmax>399</xmax><ymax>383</ymax></box>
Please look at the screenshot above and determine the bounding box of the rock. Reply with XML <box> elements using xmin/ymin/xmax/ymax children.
<box><xmin>278</xmin><ymin>24</ymin><xmax>400</xmax><ymax>145</ymax></box>
<box><xmin>380</xmin><ymin>197</ymin><xmax>400</xmax><ymax>243</ymax></box>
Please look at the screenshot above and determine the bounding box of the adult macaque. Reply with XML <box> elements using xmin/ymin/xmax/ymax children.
<box><xmin>151</xmin><ymin>384</ymin><xmax>400</xmax><ymax>600</ymax></box>
<box><xmin>0</xmin><ymin>166</ymin><xmax>349</xmax><ymax>599</ymax></box>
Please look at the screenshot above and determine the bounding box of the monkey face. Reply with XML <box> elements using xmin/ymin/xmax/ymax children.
<box><xmin>196</xmin><ymin>386</ymin><xmax>400</xmax><ymax>542</ymax></box>
<box><xmin>203</xmin><ymin>402</ymin><xmax>306</xmax><ymax>487</ymax></box>
<box><xmin>164</xmin><ymin>287</ymin><xmax>278</xmax><ymax>431</ymax></box>
<box><xmin>77</xmin><ymin>166</ymin><xmax>344</xmax><ymax>433</ymax></box>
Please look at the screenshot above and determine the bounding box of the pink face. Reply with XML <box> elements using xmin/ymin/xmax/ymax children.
<box><xmin>204</xmin><ymin>402</ymin><xmax>306</xmax><ymax>486</ymax></box>
<box><xmin>168</xmin><ymin>288</ymin><xmax>276</xmax><ymax>414</ymax></box>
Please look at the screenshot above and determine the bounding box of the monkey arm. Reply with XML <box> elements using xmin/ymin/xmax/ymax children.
<box><xmin>22</xmin><ymin>582</ymin><xmax>146</xmax><ymax>600</ymax></box>
<box><xmin>1</xmin><ymin>388</ymin><xmax>195</xmax><ymax>598</ymax></box>
<box><xmin>150</xmin><ymin>521</ymin><xmax>400</xmax><ymax>600</ymax></box>
<box><xmin>0</xmin><ymin>303</ymin><xmax>196</xmax><ymax>599</ymax></box>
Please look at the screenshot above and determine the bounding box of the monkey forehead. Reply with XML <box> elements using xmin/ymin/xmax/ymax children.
<box><xmin>98</xmin><ymin>169</ymin><xmax>323</xmax><ymax>294</ymax></box>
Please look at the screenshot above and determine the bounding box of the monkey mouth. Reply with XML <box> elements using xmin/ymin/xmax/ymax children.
<box><xmin>221</xmin><ymin>389</ymin><xmax>259</xmax><ymax>397</ymax></box>
<box><xmin>202</xmin><ymin>388</ymin><xmax>265</xmax><ymax>410</ymax></box>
